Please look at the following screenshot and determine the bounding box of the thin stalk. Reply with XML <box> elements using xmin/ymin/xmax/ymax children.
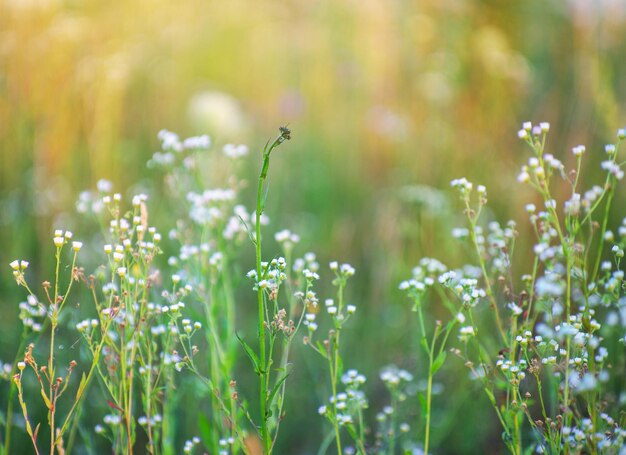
<box><xmin>2</xmin><ymin>326</ymin><xmax>29</xmax><ymax>454</ymax></box>
<box><xmin>254</xmin><ymin>128</ymin><xmax>290</xmax><ymax>455</ymax></box>
<box><xmin>423</xmin><ymin>324</ymin><xmax>441</xmax><ymax>455</ymax></box>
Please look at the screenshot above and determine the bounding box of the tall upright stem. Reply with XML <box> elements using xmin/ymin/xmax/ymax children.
<box><xmin>254</xmin><ymin>128</ymin><xmax>290</xmax><ymax>455</ymax></box>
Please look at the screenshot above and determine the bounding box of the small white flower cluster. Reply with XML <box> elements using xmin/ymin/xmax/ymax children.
<box><xmin>319</xmin><ymin>371</ymin><xmax>368</xmax><ymax>427</ymax></box>
<box><xmin>9</xmin><ymin>259</ymin><xmax>30</xmax><ymax>286</ymax></box>
<box><xmin>534</xmin><ymin>273</ymin><xmax>566</xmax><ymax>297</ymax></box>
<box><xmin>517</xmin><ymin>121</ymin><xmax>549</xmax><ymax>140</ymax></box>
<box><xmin>458</xmin><ymin>326</ymin><xmax>475</xmax><ymax>342</ymax></box>
<box><xmin>379</xmin><ymin>365</ymin><xmax>413</xmax><ymax>401</ymax></box>
<box><xmin>180</xmin><ymin>318</ymin><xmax>202</xmax><ymax>335</ymax></box>
<box><xmin>186</xmin><ymin>189</ymin><xmax>236</xmax><ymax>225</ymax></box>
<box><xmin>561</xmin><ymin>416</ymin><xmax>626</xmax><ymax>452</ymax></box>
<box><xmin>495</xmin><ymin>358</ymin><xmax>527</xmax><ymax>383</ymax></box>
<box><xmin>52</xmin><ymin>229</ymin><xmax>80</xmax><ymax>250</ymax></box>
<box><xmin>76</xmin><ymin>181</ymin><xmax>110</xmax><ymax>213</ymax></box>
<box><xmin>0</xmin><ymin>360</ymin><xmax>13</xmax><ymax>380</ymax></box>
<box><xmin>149</xmin><ymin>130</ymin><xmax>212</xmax><ymax>167</ymax></box>
<box><xmin>450</xmin><ymin>177</ymin><xmax>473</xmax><ymax>194</ymax></box>
<box><xmin>444</xmin><ymin>275</ymin><xmax>487</xmax><ymax>308</ymax></box>
<box><xmin>223</xmin><ymin>143</ymin><xmax>249</xmax><ymax>159</ymax></box>
<box><xmin>75</xmin><ymin>318</ymin><xmax>99</xmax><ymax>333</ymax></box>
<box><xmin>274</xmin><ymin>229</ymin><xmax>300</xmax><ymax>250</ymax></box>
<box><xmin>517</xmin><ymin>153</ymin><xmax>565</xmax><ymax>184</ymax></box>
<box><xmin>329</xmin><ymin>261</ymin><xmax>356</xmax><ymax>290</ymax></box>
<box><xmin>137</xmin><ymin>414</ymin><xmax>163</xmax><ymax>427</ymax></box>
<box><xmin>216</xmin><ymin>436</ymin><xmax>236</xmax><ymax>455</ymax></box>
<box><xmin>293</xmin><ymin>252</ymin><xmax>319</xmax><ymax>275</ymax></box>
<box><xmin>248</xmin><ymin>257</ymin><xmax>288</xmax><ymax>295</ymax></box>
<box><xmin>341</xmin><ymin>369</ymin><xmax>367</xmax><ymax>387</ymax></box>
<box><xmin>379</xmin><ymin>365</ymin><xmax>413</xmax><ymax>388</ymax></box>
<box><xmin>330</xmin><ymin>261</ymin><xmax>355</xmax><ymax>277</ymax></box>
<box><xmin>484</xmin><ymin>221</ymin><xmax>516</xmax><ymax>273</ymax></box>
<box><xmin>223</xmin><ymin>205</ymin><xmax>253</xmax><ymax>241</ymax></box>
<box><xmin>601</xmin><ymin>160</ymin><xmax>624</xmax><ymax>180</ymax></box>
<box><xmin>102</xmin><ymin>414</ymin><xmax>123</xmax><ymax>426</ymax></box>
<box><xmin>183</xmin><ymin>436</ymin><xmax>201</xmax><ymax>454</ymax></box>
<box><xmin>18</xmin><ymin>295</ymin><xmax>45</xmax><ymax>332</ymax></box>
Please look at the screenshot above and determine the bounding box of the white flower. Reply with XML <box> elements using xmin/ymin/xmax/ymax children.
<box><xmin>517</xmin><ymin>171</ymin><xmax>530</xmax><ymax>183</ymax></box>
<box><xmin>97</xmin><ymin>179</ymin><xmax>113</xmax><ymax>193</ymax></box>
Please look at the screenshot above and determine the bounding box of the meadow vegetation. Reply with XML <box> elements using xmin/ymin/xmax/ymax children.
<box><xmin>2</xmin><ymin>1</ymin><xmax>626</xmax><ymax>454</ymax></box>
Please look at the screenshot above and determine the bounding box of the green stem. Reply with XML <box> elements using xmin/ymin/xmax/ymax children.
<box><xmin>2</xmin><ymin>326</ymin><xmax>29</xmax><ymax>454</ymax></box>
<box><xmin>424</xmin><ymin>325</ymin><xmax>440</xmax><ymax>455</ymax></box>
<box><xmin>255</xmin><ymin>129</ymin><xmax>290</xmax><ymax>455</ymax></box>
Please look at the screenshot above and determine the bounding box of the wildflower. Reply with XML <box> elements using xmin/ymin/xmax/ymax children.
<box><xmin>517</xmin><ymin>170</ymin><xmax>530</xmax><ymax>183</ymax></box>
<box><xmin>458</xmin><ymin>326</ymin><xmax>475</xmax><ymax>342</ymax></box>
<box><xmin>72</xmin><ymin>241</ymin><xmax>83</xmax><ymax>252</ymax></box>
<box><xmin>450</xmin><ymin>177</ymin><xmax>473</xmax><ymax>192</ymax></box>
<box><xmin>223</xmin><ymin>144</ymin><xmax>249</xmax><ymax>158</ymax></box>
<box><xmin>572</xmin><ymin>145</ymin><xmax>585</xmax><ymax>157</ymax></box>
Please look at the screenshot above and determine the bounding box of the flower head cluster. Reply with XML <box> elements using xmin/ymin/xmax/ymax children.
<box><xmin>319</xmin><ymin>369</ymin><xmax>368</xmax><ymax>427</ymax></box>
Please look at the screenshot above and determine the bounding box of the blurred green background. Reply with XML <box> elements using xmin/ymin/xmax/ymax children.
<box><xmin>1</xmin><ymin>0</ymin><xmax>626</xmax><ymax>453</ymax></box>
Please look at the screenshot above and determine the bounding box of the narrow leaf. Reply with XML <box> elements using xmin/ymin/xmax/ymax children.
<box><xmin>420</xmin><ymin>337</ymin><xmax>429</xmax><ymax>353</ymax></box>
<box><xmin>268</xmin><ymin>373</ymin><xmax>290</xmax><ymax>408</ymax></box>
<box><xmin>431</xmin><ymin>351</ymin><xmax>447</xmax><ymax>375</ymax></box>
<box><xmin>236</xmin><ymin>333</ymin><xmax>261</xmax><ymax>375</ymax></box>
<box><xmin>197</xmin><ymin>413</ymin><xmax>212</xmax><ymax>447</ymax></box>
<box><xmin>416</xmin><ymin>392</ymin><xmax>427</xmax><ymax>417</ymax></box>
<box><xmin>40</xmin><ymin>389</ymin><xmax>52</xmax><ymax>410</ymax></box>
<box><xmin>75</xmin><ymin>373</ymin><xmax>87</xmax><ymax>400</ymax></box>
<box><xmin>315</xmin><ymin>341</ymin><xmax>328</xmax><ymax>359</ymax></box>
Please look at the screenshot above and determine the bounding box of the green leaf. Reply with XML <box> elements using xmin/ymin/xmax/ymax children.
<box><xmin>40</xmin><ymin>389</ymin><xmax>52</xmax><ymax>410</ymax></box>
<box><xmin>420</xmin><ymin>337</ymin><xmax>429</xmax><ymax>353</ymax></box>
<box><xmin>75</xmin><ymin>373</ymin><xmax>87</xmax><ymax>400</ymax></box>
<box><xmin>430</xmin><ymin>351</ymin><xmax>447</xmax><ymax>375</ymax></box>
<box><xmin>484</xmin><ymin>388</ymin><xmax>496</xmax><ymax>406</ymax></box>
<box><xmin>236</xmin><ymin>333</ymin><xmax>261</xmax><ymax>375</ymax></box>
<box><xmin>197</xmin><ymin>413</ymin><xmax>212</xmax><ymax>447</ymax></box>
<box><xmin>416</xmin><ymin>392</ymin><xmax>427</xmax><ymax>417</ymax></box>
<box><xmin>345</xmin><ymin>423</ymin><xmax>358</xmax><ymax>440</ymax></box>
<box><xmin>336</xmin><ymin>356</ymin><xmax>344</xmax><ymax>378</ymax></box>
<box><xmin>268</xmin><ymin>372</ymin><xmax>290</xmax><ymax>409</ymax></box>
<box><xmin>315</xmin><ymin>341</ymin><xmax>327</xmax><ymax>359</ymax></box>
